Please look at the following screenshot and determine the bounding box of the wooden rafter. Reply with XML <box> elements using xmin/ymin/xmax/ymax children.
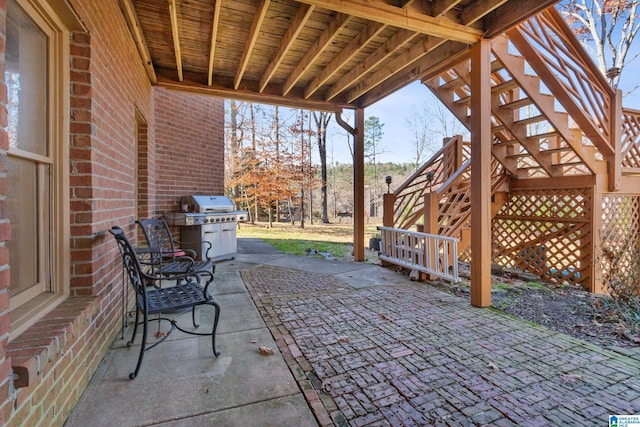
<box><xmin>326</xmin><ymin>28</ymin><xmax>418</xmax><ymax>101</ymax></box>
<box><xmin>283</xmin><ymin>13</ymin><xmax>350</xmax><ymax>96</ymax></box>
<box><xmin>304</xmin><ymin>21</ymin><xmax>386</xmax><ymax>99</ymax></box>
<box><xmin>207</xmin><ymin>0</ymin><xmax>222</xmax><ymax>86</ymax></box>
<box><xmin>359</xmin><ymin>41</ymin><xmax>468</xmax><ymax>107</ymax></box>
<box><xmin>483</xmin><ymin>0</ymin><xmax>559</xmax><ymax>37</ymax></box>
<box><xmin>461</xmin><ymin>0</ymin><xmax>509</xmax><ymax>25</ymax></box>
<box><xmin>259</xmin><ymin>4</ymin><xmax>315</xmax><ymax>93</ymax></box>
<box><xmin>294</xmin><ymin>0</ymin><xmax>483</xmax><ymax>44</ymax></box>
<box><xmin>119</xmin><ymin>0</ymin><xmax>157</xmax><ymax>84</ymax></box>
<box><xmin>169</xmin><ymin>0</ymin><xmax>183</xmax><ymax>81</ymax></box>
<box><xmin>430</xmin><ymin>0</ymin><xmax>462</xmax><ymax>17</ymax></box>
<box><xmin>235</xmin><ymin>0</ymin><xmax>271</xmax><ymax>90</ymax></box>
<box><xmin>346</xmin><ymin>36</ymin><xmax>445</xmax><ymax>103</ymax></box>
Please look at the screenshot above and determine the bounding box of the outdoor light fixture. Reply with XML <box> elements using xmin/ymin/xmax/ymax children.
<box><xmin>426</xmin><ymin>170</ymin><xmax>435</xmax><ymax>191</ymax></box>
<box><xmin>385</xmin><ymin>175</ymin><xmax>392</xmax><ymax>193</ymax></box>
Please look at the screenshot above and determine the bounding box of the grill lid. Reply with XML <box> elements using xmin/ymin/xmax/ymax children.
<box><xmin>181</xmin><ymin>195</ymin><xmax>235</xmax><ymax>213</ymax></box>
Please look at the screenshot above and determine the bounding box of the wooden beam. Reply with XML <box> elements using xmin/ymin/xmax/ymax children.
<box><xmin>460</xmin><ymin>0</ymin><xmax>508</xmax><ymax>25</ymax></box>
<box><xmin>305</xmin><ymin>21</ymin><xmax>387</xmax><ymax>99</ymax></box>
<box><xmin>470</xmin><ymin>39</ymin><xmax>492</xmax><ymax>308</ymax></box>
<box><xmin>235</xmin><ymin>0</ymin><xmax>271</xmax><ymax>90</ymax></box>
<box><xmin>283</xmin><ymin>13</ymin><xmax>350</xmax><ymax>96</ymax></box>
<box><xmin>345</xmin><ymin>36</ymin><xmax>444</xmax><ymax>103</ymax></box>
<box><xmin>483</xmin><ymin>0</ymin><xmax>559</xmax><ymax>38</ymax></box>
<box><xmin>156</xmin><ymin>75</ymin><xmax>348</xmax><ymax>112</ymax></box>
<box><xmin>119</xmin><ymin>0</ymin><xmax>157</xmax><ymax>84</ymax></box>
<box><xmin>207</xmin><ymin>0</ymin><xmax>222</xmax><ymax>86</ymax></box>
<box><xmin>354</xmin><ymin>108</ymin><xmax>365</xmax><ymax>261</ymax></box>
<box><xmin>169</xmin><ymin>0</ymin><xmax>183</xmax><ymax>81</ymax></box>
<box><xmin>260</xmin><ymin>4</ymin><xmax>315</xmax><ymax>93</ymax></box>
<box><xmin>430</xmin><ymin>0</ymin><xmax>462</xmax><ymax>17</ymax></box>
<box><xmin>326</xmin><ymin>28</ymin><xmax>418</xmax><ymax>101</ymax></box>
<box><xmin>294</xmin><ymin>0</ymin><xmax>482</xmax><ymax>44</ymax></box>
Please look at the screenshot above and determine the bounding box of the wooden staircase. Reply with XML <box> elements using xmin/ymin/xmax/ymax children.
<box><xmin>424</xmin><ymin>9</ymin><xmax>616</xmax><ymax>183</ymax></box>
<box><xmin>386</xmin><ymin>7</ymin><xmax>640</xmax><ymax>292</ymax></box>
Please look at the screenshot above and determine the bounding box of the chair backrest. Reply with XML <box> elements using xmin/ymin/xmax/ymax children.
<box><xmin>109</xmin><ymin>226</ymin><xmax>147</xmax><ymax>308</ymax></box>
<box><xmin>137</xmin><ymin>218</ymin><xmax>176</xmax><ymax>262</ymax></box>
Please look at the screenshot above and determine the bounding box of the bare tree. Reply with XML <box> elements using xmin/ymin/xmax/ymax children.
<box><xmin>560</xmin><ymin>0</ymin><xmax>640</xmax><ymax>92</ymax></box>
<box><xmin>312</xmin><ymin>111</ymin><xmax>332</xmax><ymax>223</ymax></box>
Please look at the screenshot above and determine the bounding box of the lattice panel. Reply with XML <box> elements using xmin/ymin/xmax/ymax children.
<box><xmin>600</xmin><ymin>195</ymin><xmax>640</xmax><ymax>287</ymax></box>
<box><xmin>491</xmin><ymin>189</ymin><xmax>592</xmax><ymax>287</ymax></box>
<box><xmin>621</xmin><ymin>110</ymin><xmax>640</xmax><ymax>168</ymax></box>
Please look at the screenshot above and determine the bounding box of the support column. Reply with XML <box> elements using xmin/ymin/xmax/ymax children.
<box><xmin>353</xmin><ymin>108</ymin><xmax>365</xmax><ymax>261</ymax></box>
<box><xmin>423</xmin><ymin>192</ymin><xmax>439</xmax><ymax>280</ymax></box>
<box><xmin>470</xmin><ymin>39</ymin><xmax>492</xmax><ymax>307</ymax></box>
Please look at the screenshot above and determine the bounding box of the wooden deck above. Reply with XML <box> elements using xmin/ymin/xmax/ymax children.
<box><xmin>122</xmin><ymin>0</ymin><xmax>558</xmax><ymax>110</ymax></box>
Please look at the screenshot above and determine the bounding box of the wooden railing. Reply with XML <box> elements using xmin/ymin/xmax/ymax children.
<box><xmin>435</xmin><ymin>158</ymin><xmax>506</xmax><ymax>238</ymax></box>
<box><xmin>622</xmin><ymin>108</ymin><xmax>640</xmax><ymax>170</ymax></box>
<box><xmin>378</xmin><ymin>226</ymin><xmax>459</xmax><ymax>283</ymax></box>
<box><xmin>392</xmin><ymin>135</ymin><xmax>470</xmax><ymax>230</ymax></box>
<box><xmin>508</xmin><ymin>7</ymin><xmax>615</xmax><ymax>157</ymax></box>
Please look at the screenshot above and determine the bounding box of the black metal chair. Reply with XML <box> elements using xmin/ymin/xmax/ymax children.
<box><xmin>110</xmin><ymin>226</ymin><xmax>221</xmax><ymax>380</ymax></box>
<box><xmin>137</xmin><ymin>217</ymin><xmax>214</xmax><ymax>287</ymax></box>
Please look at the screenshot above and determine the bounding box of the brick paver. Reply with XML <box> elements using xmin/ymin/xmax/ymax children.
<box><xmin>241</xmin><ymin>265</ymin><xmax>640</xmax><ymax>426</ymax></box>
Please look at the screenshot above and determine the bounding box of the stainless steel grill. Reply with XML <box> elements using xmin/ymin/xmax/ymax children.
<box><xmin>164</xmin><ymin>195</ymin><xmax>247</xmax><ymax>261</ymax></box>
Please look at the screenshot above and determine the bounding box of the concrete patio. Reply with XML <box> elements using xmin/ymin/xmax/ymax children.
<box><xmin>66</xmin><ymin>238</ymin><xmax>640</xmax><ymax>426</ymax></box>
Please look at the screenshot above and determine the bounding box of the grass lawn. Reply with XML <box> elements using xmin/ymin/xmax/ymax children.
<box><xmin>237</xmin><ymin>221</ymin><xmax>381</xmax><ymax>263</ymax></box>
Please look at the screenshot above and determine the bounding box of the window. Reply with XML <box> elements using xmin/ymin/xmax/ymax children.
<box><xmin>7</xmin><ymin>0</ymin><xmax>70</xmax><ymax>338</ymax></box>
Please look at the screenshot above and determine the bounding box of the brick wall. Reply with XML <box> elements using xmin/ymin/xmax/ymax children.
<box><xmin>153</xmin><ymin>87</ymin><xmax>225</xmax><ymax>216</ymax></box>
<box><xmin>0</xmin><ymin>0</ymin><xmax>226</xmax><ymax>425</ymax></box>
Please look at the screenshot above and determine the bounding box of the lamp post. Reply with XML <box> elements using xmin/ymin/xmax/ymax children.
<box><xmin>385</xmin><ymin>175</ymin><xmax>392</xmax><ymax>194</ymax></box>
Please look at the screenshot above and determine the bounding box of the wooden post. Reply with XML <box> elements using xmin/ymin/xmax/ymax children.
<box><xmin>354</xmin><ymin>108</ymin><xmax>365</xmax><ymax>261</ymax></box>
<box><xmin>470</xmin><ymin>39</ymin><xmax>492</xmax><ymax>307</ymax></box>
<box><xmin>607</xmin><ymin>89</ymin><xmax>622</xmax><ymax>192</ymax></box>
<box><xmin>423</xmin><ymin>192</ymin><xmax>439</xmax><ymax>280</ymax></box>
<box><xmin>381</xmin><ymin>193</ymin><xmax>396</xmax><ymax>266</ymax></box>
<box><xmin>382</xmin><ymin>193</ymin><xmax>395</xmax><ymax>228</ymax></box>
<box><xmin>590</xmin><ymin>177</ymin><xmax>606</xmax><ymax>294</ymax></box>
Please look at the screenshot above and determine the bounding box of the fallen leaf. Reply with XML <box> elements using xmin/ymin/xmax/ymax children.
<box><xmin>560</xmin><ymin>374</ymin><xmax>584</xmax><ymax>384</ymax></box>
<box><xmin>380</xmin><ymin>314</ymin><xmax>388</xmax><ymax>320</ymax></box>
<box><xmin>155</xmin><ymin>331</ymin><xmax>169</xmax><ymax>338</ymax></box>
<box><xmin>487</xmin><ymin>362</ymin><xmax>499</xmax><ymax>371</ymax></box>
<box><xmin>258</xmin><ymin>346</ymin><xmax>276</xmax><ymax>356</ymax></box>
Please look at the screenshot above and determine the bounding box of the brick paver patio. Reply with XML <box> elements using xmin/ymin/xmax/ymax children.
<box><xmin>242</xmin><ymin>265</ymin><xmax>640</xmax><ymax>426</ymax></box>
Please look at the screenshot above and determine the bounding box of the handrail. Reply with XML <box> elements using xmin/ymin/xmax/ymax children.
<box><xmin>392</xmin><ymin>135</ymin><xmax>470</xmax><ymax>230</ymax></box>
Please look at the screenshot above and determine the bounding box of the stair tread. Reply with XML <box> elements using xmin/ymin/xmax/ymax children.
<box><xmin>500</xmin><ymin>97</ymin><xmax>532</xmax><ymax>109</ymax></box>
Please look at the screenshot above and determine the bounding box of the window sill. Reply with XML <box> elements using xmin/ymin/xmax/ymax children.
<box><xmin>7</xmin><ymin>296</ymin><xmax>96</xmax><ymax>389</ymax></box>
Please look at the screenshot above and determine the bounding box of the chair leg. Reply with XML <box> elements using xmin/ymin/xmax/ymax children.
<box><xmin>191</xmin><ymin>306</ymin><xmax>199</xmax><ymax>329</ymax></box>
<box><xmin>130</xmin><ymin>310</ymin><xmax>149</xmax><ymax>380</ymax></box>
<box><xmin>209</xmin><ymin>301</ymin><xmax>221</xmax><ymax>357</ymax></box>
<box><xmin>128</xmin><ymin>308</ymin><xmax>140</xmax><ymax>346</ymax></box>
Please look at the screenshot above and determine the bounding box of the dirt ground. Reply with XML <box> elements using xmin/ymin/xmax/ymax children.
<box><xmin>423</xmin><ymin>263</ymin><xmax>640</xmax><ymax>349</ymax></box>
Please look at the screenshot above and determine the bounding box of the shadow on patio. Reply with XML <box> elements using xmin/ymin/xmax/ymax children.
<box><xmin>66</xmin><ymin>238</ymin><xmax>640</xmax><ymax>426</ymax></box>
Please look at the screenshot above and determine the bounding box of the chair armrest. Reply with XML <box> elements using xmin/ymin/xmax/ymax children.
<box><xmin>174</xmin><ymin>239</ymin><xmax>213</xmax><ymax>260</ymax></box>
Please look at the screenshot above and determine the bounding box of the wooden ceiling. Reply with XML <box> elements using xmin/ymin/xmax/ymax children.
<box><xmin>122</xmin><ymin>0</ymin><xmax>558</xmax><ymax>111</ymax></box>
